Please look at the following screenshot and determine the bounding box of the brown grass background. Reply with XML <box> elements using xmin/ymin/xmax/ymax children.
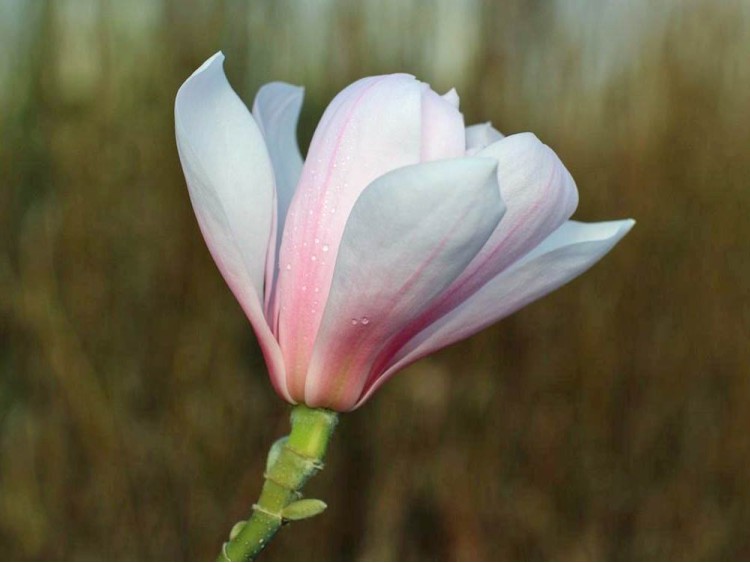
<box><xmin>1</xmin><ymin>0</ymin><xmax>749</xmax><ymax>560</ymax></box>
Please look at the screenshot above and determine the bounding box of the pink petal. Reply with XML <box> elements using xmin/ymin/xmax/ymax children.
<box><xmin>275</xmin><ymin>74</ymin><xmax>465</xmax><ymax>398</ymax></box>
<box><xmin>303</xmin><ymin>158</ymin><xmax>504</xmax><ymax>411</ymax></box>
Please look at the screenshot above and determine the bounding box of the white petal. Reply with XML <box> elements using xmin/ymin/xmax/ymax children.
<box><xmin>420</xmin><ymin>86</ymin><xmax>466</xmax><ymax>161</ymax></box>
<box><xmin>465</xmin><ymin>122</ymin><xmax>504</xmax><ymax>153</ymax></box>
<box><xmin>252</xmin><ymin>82</ymin><xmax>304</xmax><ymax>201</ymax></box>
<box><xmin>355</xmin><ymin>219</ymin><xmax>635</xmax><ymax>408</ymax></box>
<box><xmin>303</xmin><ymin>157</ymin><xmax>505</xmax><ymax>410</ymax></box>
<box><xmin>252</xmin><ymin>83</ymin><xmax>304</xmax><ymax>314</ymax></box>
<box><xmin>442</xmin><ymin>88</ymin><xmax>460</xmax><ymax>108</ymax></box>
<box><xmin>175</xmin><ymin>52</ymin><xmax>290</xmax><ymax>401</ymax></box>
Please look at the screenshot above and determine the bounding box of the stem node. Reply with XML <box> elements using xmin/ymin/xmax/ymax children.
<box><xmin>217</xmin><ymin>405</ymin><xmax>338</xmax><ymax>562</ymax></box>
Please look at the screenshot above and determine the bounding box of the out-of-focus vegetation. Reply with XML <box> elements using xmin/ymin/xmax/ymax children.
<box><xmin>1</xmin><ymin>0</ymin><xmax>749</xmax><ymax>559</ymax></box>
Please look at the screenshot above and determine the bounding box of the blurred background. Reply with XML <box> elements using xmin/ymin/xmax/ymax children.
<box><xmin>1</xmin><ymin>0</ymin><xmax>749</xmax><ymax>560</ymax></box>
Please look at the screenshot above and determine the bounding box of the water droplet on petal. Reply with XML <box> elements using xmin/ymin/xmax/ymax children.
<box><xmin>285</xmin><ymin>264</ymin><xmax>292</xmax><ymax>270</ymax></box>
<box><xmin>311</xmin><ymin>255</ymin><xmax>317</xmax><ymax>262</ymax></box>
<box><xmin>351</xmin><ymin>319</ymin><xmax>359</xmax><ymax>326</ymax></box>
<box><xmin>361</xmin><ymin>317</ymin><xmax>370</xmax><ymax>325</ymax></box>
<box><xmin>322</xmin><ymin>244</ymin><xmax>329</xmax><ymax>252</ymax></box>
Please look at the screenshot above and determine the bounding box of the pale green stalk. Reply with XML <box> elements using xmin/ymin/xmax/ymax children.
<box><xmin>217</xmin><ymin>405</ymin><xmax>339</xmax><ymax>561</ymax></box>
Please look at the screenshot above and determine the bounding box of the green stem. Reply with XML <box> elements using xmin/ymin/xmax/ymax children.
<box><xmin>217</xmin><ymin>405</ymin><xmax>339</xmax><ymax>561</ymax></box>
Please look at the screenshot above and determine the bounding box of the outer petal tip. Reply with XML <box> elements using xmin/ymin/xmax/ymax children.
<box><xmin>179</xmin><ymin>51</ymin><xmax>224</xmax><ymax>91</ymax></box>
<box><xmin>200</xmin><ymin>50</ymin><xmax>224</xmax><ymax>68</ymax></box>
<box><xmin>580</xmin><ymin>218</ymin><xmax>635</xmax><ymax>242</ymax></box>
<box><xmin>442</xmin><ymin>87</ymin><xmax>460</xmax><ymax>108</ymax></box>
<box><xmin>609</xmin><ymin>218</ymin><xmax>636</xmax><ymax>243</ymax></box>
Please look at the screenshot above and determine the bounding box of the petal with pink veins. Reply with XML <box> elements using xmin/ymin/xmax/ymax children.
<box><xmin>435</xmin><ymin>133</ymin><xmax>580</xmax><ymax>316</ymax></box>
<box><xmin>464</xmin><ymin>133</ymin><xmax>580</xmax><ymax>287</ymax></box>
<box><xmin>365</xmin><ymin>133</ymin><xmax>580</xmax><ymax>373</ymax></box>
<box><xmin>276</xmin><ymin>74</ymin><xmax>465</xmax><ymax>397</ymax></box>
<box><xmin>303</xmin><ymin>157</ymin><xmax>505</xmax><ymax>411</ymax></box>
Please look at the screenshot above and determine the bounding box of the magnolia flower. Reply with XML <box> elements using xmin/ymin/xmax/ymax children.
<box><xmin>175</xmin><ymin>52</ymin><xmax>633</xmax><ymax>412</ymax></box>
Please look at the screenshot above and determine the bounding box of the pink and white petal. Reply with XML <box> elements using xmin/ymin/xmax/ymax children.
<box><xmin>363</xmin><ymin>133</ymin><xmax>580</xmax><ymax>366</ymax></box>
<box><xmin>252</xmin><ymin>82</ymin><xmax>305</xmax><ymax>317</ymax></box>
<box><xmin>471</xmin><ymin>133</ymin><xmax>579</xmax><ymax>279</ymax></box>
<box><xmin>420</xmin><ymin>87</ymin><xmax>466</xmax><ymax>161</ymax></box>
<box><xmin>303</xmin><ymin>158</ymin><xmax>505</xmax><ymax>411</ymax></box>
<box><xmin>443</xmin><ymin>133</ymin><xmax>580</xmax><ymax>308</ymax></box>
<box><xmin>275</xmin><ymin>74</ymin><xmax>426</xmax><ymax>392</ymax></box>
<box><xmin>175</xmin><ymin>52</ymin><xmax>290</xmax><ymax>401</ymax></box>
<box><xmin>465</xmin><ymin>122</ymin><xmax>504</xmax><ymax>153</ymax></box>
<box><xmin>354</xmin><ymin>219</ymin><xmax>635</xmax><ymax>408</ymax></box>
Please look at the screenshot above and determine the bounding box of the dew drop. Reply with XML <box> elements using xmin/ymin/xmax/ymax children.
<box><xmin>361</xmin><ymin>317</ymin><xmax>370</xmax><ymax>325</ymax></box>
<box><xmin>311</xmin><ymin>255</ymin><xmax>317</xmax><ymax>262</ymax></box>
<box><xmin>285</xmin><ymin>264</ymin><xmax>292</xmax><ymax>270</ymax></box>
<box><xmin>322</xmin><ymin>244</ymin><xmax>329</xmax><ymax>252</ymax></box>
<box><xmin>330</xmin><ymin>208</ymin><xmax>336</xmax><ymax>214</ymax></box>
<box><xmin>351</xmin><ymin>319</ymin><xmax>359</xmax><ymax>326</ymax></box>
